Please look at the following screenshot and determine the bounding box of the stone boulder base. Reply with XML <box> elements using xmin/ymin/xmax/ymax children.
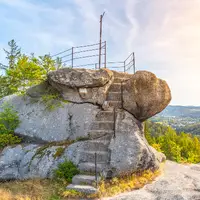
<box><xmin>0</xmin><ymin>144</ymin><xmax>72</xmax><ymax>180</ymax></box>
<box><xmin>123</xmin><ymin>71</ymin><xmax>171</xmax><ymax>121</ymax></box>
<box><xmin>0</xmin><ymin>95</ymin><xmax>100</xmax><ymax>142</ymax></box>
<box><xmin>109</xmin><ymin>110</ymin><xmax>163</xmax><ymax>175</ymax></box>
<box><xmin>48</xmin><ymin>68</ymin><xmax>114</xmax><ymax>105</ymax></box>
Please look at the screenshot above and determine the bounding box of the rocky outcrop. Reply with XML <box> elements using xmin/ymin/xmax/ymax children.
<box><xmin>0</xmin><ymin>68</ymin><xmax>171</xmax><ymax>182</ymax></box>
<box><xmin>122</xmin><ymin>71</ymin><xmax>171</xmax><ymax>121</ymax></box>
<box><xmin>48</xmin><ymin>68</ymin><xmax>114</xmax><ymax>105</ymax></box>
<box><xmin>0</xmin><ymin>144</ymin><xmax>72</xmax><ymax>180</ymax></box>
<box><xmin>109</xmin><ymin>110</ymin><xmax>162</xmax><ymax>175</ymax></box>
<box><xmin>0</xmin><ymin>95</ymin><xmax>100</xmax><ymax>142</ymax></box>
<box><xmin>106</xmin><ymin>161</ymin><xmax>200</xmax><ymax>200</ymax></box>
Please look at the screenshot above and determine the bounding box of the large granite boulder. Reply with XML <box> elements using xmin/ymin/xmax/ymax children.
<box><xmin>0</xmin><ymin>144</ymin><xmax>72</xmax><ymax>180</ymax></box>
<box><xmin>108</xmin><ymin>110</ymin><xmax>164</xmax><ymax>175</ymax></box>
<box><xmin>0</xmin><ymin>94</ymin><xmax>100</xmax><ymax>142</ymax></box>
<box><xmin>123</xmin><ymin>71</ymin><xmax>171</xmax><ymax>121</ymax></box>
<box><xmin>47</xmin><ymin>68</ymin><xmax>114</xmax><ymax>105</ymax></box>
<box><xmin>48</xmin><ymin>68</ymin><xmax>113</xmax><ymax>88</ymax></box>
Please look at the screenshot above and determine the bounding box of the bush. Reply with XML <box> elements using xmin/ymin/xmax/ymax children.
<box><xmin>0</xmin><ymin>103</ymin><xmax>20</xmax><ymax>134</ymax></box>
<box><xmin>0</xmin><ymin>134</ymin><xmax>21</xmax><ymax>149</ymax></box>
<box><xmin>53</xmin><ymin>160</ymin><xmax>80</xmax><ymax>183</ymax></box>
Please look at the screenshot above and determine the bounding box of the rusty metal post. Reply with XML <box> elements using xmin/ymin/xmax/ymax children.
<box><xmin>71</xmin><ymin>47</ymin><xmax>74</xmax><ymax>68</ymax></box>
<box><xmin>113</xmin><ymin>107</ymin><xmax>116</xmax><ymax>138</ymax></box>
<box><xmin>104</xmin><ymin>41</ymin><xmax>107</xmax><ymax>68</ymax></box>
<box><xmin>133</xmin><ymin>52</ymin><xmax>135</xmax><ymax>73</ymax></box>
<box><xmin>95</xmin><ymin>152</ymin><xmax>98</xmax><ymax>188</ymax></box>
<box><xmin>99</xmin><ymin>12</ymin><xmax>105</xmax><ymax>69</ymax></box>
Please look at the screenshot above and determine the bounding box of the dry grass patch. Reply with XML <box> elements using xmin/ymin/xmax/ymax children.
<box><xmin>63</xmin><ymin>167</ymin><xmax>162</xmax><ymax>199</ymax></box>
<box><xmin>0</xmin><ymin>179</ymin><xmax>65</xmax><ymax>200</ymax></box>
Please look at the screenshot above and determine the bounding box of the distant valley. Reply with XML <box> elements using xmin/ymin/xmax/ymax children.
<box><xmin>151</xmin><ymin>105</ymin><xmax>200</xmax><ymax>135</ymax></box>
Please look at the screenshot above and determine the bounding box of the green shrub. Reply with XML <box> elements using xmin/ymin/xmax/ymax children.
<box><xmin>53</xmin><ymin>160</ymin><xmax>80</xmax><ymax>183</ymax></box>
<box><xmin>0</xmin><ymin>134</ymin><xmax>21</xmax><ymax>149</ymax></box>
<box><xmin>0</xmin><ymin>103</ymin><xmax>20</xmax><ymax>134</ymax></box>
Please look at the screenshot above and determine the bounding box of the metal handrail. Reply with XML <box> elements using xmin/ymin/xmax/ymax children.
<box><xmin>51</xmin><ymin>41</ymin><xmax>135</xmax><ymax>73</ymax></box>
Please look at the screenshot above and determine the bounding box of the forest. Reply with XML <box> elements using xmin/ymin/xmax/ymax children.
<box><xmin>145</xmin><ymin>120</ymin><xmax>200</xmax><ymax>163</ymax></box>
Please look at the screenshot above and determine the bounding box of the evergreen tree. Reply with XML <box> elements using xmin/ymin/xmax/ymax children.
<box><xmin>3</xmin><ymin>39</ymin><xmax>21</xmax><ymax>69</ymax></box>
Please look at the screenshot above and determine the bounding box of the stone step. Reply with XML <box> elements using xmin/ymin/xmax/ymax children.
<box><xmin>108</xmin><ymin>100</ymin><xmax>122</xmax><ymax>108</ymax></box>
<box><xmin>107</xmin><ymin>92</ymin><xmax>121</xmax><ymax>101</ymax></box>
<box><xmin>72</xmin><ymin>174</ymin><xmax>99</xmax><ymax>185</ymax></box>
<box><xmin>88</xmin><ymin>130</ymin><xmax>114</xmax><ymax>139</ymax></box>
<box><xmin>66</xmin><ymin>184</ymin><xmax>98</xmax><ymax>194</ymax></box>
<box><xmin>96</xmin><ymin>111</ymin><xmax>114</xmax><ymax>121</ymax></box>
<box><xmin>80</xmin><ymin>151</ymin><xmax>109</xmax><ymax>163</ymax></box>
<box><xmin>112</xmin><ymin>70</ymin><xmax>133</xmax><ymax>79</ymax></box>
<box><xmin>90</xmin><ymin>121</ymin><xmax>114</xmax><ymax>130</ymax></box>
<box><xmin>109</xmin><ymin>83</ymin><xmax>121</xmax><ymax>92</ymax></box>
<box><xmin>84</xmin><ymin>140</ymin><xmax>110</xmax><ymax>151</ymax></box>
<box><xmin>113</xmin><ymin>77</ymin><xmax>124</xmax><ymax>83</ymax></box>
<box><xmin>78</xmin><ymin>162</ymin><xmax>106</xmax><ymax>173</ymax></box>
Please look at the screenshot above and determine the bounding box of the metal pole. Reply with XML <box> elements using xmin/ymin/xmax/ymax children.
<box><xmin>104</xmin><ymin>41</ymin><xmax>106</xmax><ymax>68</ymax></box>
<box><xmin>95</xmin><ymin>152</ymin><xmax>98</xmax><ymax>188</ymax></box>
<box><xmin>133</xmin><ymin>52</ymin><xmax>135</xmax><ymax>73</ymax></box>
<box><xmin>71</xmin><ymin>47</ymin><xmax>74</xmax><ymax>68</ymax></box>
<box><xmin>121</xmin><ymin>81</ymin><xmax>123</xmax><ymax>108</ymax></box>
<box><xmin>113</xmin><ymin>107</ymin><xmax>116</xmax><ymax>138</ymax></box>
<box><xmin>124</xmin><ymin>61</ymin><xmax>126</xmax><ymax>73</ymax></box>
<box><xmin>99</xmin><ymin>12</ymin><xmax>105</xmax><ymax>69</ymax></box>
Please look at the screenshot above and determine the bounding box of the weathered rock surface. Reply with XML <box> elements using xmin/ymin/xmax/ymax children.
<box><xmin>0</xmin><ymin>68</ymin><xmax>172</xmax><ymax>182</ymax></box>
<box><xmin>0</xmin><ymin>144</ymin><xmax>72</xmax><ymax>180</ymax></box>
<box><xmin>48</xmin><ymin>68</ymin><xmax>114</xmax><ymax>105</ymax></box>
<box><xmin>0</xmin><ymin>94</ymin><xmax>100</xmax><ymax>142</ymax></box>
<box><xmin>123</xmin><ymin>71</ymin><xmax>171</xmax><ymax>121</ymax></box>
<box><xmin>109</xmin><ymin>110</ymin><xmax>162</xmax><ymax>175</ymax></box>
<box><xmin>105</xmin><ymin>161</ymin><xmax>200</xmax><ymax>200</ymax></box>
<box><xmin>48</xmin><ymin>68</ymin><xmax>113</xmax><ymax>88</ymax></box>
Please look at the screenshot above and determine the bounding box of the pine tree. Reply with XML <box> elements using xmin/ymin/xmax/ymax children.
<box><xmin>3</xmin><ymin>39</ymin><xmax>21</xmax><ymax>69</ymax></box>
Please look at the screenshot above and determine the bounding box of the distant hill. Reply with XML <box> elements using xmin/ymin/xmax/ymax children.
<box><xmin>158</xmin><ymin>105</ymin><xmax>200</xmax><ymax>118</ymax></box>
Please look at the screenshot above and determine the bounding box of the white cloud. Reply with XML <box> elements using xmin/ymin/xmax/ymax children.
<box><xmin>0</xmin><ymin>0</ymin><xmax>200</xmax><ymax>105</ymax></box>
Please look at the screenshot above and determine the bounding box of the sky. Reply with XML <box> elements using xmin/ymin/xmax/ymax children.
<box><xmin>0</xmin><ymin>0</ymin><xmax>200</xmax><ymax>106</ymax></box>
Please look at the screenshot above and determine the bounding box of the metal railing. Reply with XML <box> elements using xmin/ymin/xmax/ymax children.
<box><xmin>51</xmin><ymin>41</ymin><xmax>135</xmax><ymax>74</ymax></box>
<box><xmin>51</xmin><ymin>41</ymin><xmax>106</xmax><ymax>69</ymax></box>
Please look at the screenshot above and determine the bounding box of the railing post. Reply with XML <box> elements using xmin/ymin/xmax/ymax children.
<box><xmin>104</xmin><ymin>41</ymin><xmax>106</xmax><ymax>68</ymax></box>
<box><xmin>71</xmin><ymin>47</ymin><xmax>74</xmax><ymax>68</ymax></box>
<box><xmin>124</xmin><ymin>61</ymin><xmax>126</xmax><ymax>73</ymax></box>
<box><xmin>95</xmin><ymin>152</ymin><xmax>98</xmax><ymax>188</ymax></box>
<box><xmin>113</xmin><ymin>107</ymin><xmax>116</xmax><ymax>138</ymax></box>
<box><xmin>121</xmin><ymin>81</ymin><xmax>123</xmax><ymax>108</ymax></box>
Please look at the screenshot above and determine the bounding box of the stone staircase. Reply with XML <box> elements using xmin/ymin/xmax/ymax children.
<box><xmin>66</xmin><ymin>72</ymin><xmax>131</xmax><ymax>194</ymax></box>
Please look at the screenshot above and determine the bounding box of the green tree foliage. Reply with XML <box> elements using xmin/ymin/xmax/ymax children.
<box><xmin>145</xmin><ymin>121</ymin><xmax>200</xmax><ymax>163</ymax></box>
<box><xmin>3</xmin><ymin>39</ymin><xmax>21</xmax><ymax>69</ymax></box>
<box><xmin>0</xmin><ymin>103</ymin><xmax>20</xmax><ymax>134</ymax></box>
<box><xmin>0</xmin><ymin>103</ymin><xmax>21</xmax><ymax>149</ymax></box>
<box><xmin>0</xmin><ymin>40</ymin><xmax>62</xmax><ymax>98</ymax></box>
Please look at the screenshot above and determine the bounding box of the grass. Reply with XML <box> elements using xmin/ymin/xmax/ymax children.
<box><xmin>62</xmin><ymin>166</ymin><xmax>162</xmax><ymax>199</ymax></box>
<box><xmin>0</xmin><ymin>179</ymin><xmax>65</xmax><ymax>200</ymax></box>
<box><xmin>0</xmin><ymin>164</ymin><xmax>163</xmax><ymax>200</ymax></box>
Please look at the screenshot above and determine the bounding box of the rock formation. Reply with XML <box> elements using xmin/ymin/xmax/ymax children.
<box><xmin>122</xmin><ymin>71</ymin><xmax>171</xmax><ymax>121</ymax></box>
<box><xmin>0</xmin><ymin>68</ymin><xmax>171</xmax><ymax>194</ymax></box>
